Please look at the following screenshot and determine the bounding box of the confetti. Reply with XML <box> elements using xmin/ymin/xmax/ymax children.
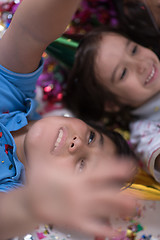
<box><xmin>36</xmin><ymin>232</ymin><xmax>46</xmax><ymax>240</ymax></box>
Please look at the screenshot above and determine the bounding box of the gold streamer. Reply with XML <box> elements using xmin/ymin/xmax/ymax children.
<box><xmin>126</xmin><ymin>168</ymin><xmax>160</xmax><ymax>200</ymax></box>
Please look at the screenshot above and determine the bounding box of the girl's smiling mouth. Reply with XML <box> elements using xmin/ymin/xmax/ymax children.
<box><xmin>145</xmin><ymin>65</ymin><xmax>156</xmax><ymax>85</ymax></box>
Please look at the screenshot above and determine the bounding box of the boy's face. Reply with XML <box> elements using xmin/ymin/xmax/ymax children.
<box><xmin>95</xmin><ymin>33</ymin><xmax>160</xmax><ymax>108</ymax></box>
<box><xmin>24</xmin><ymin>116</ymin><xmax>117</xmax><ymax>174</ymax></box>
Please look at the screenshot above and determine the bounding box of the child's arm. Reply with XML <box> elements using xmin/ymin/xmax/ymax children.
<box><xmin>0</xmin><ymin>0</ymin><xmax>81</xmax><ymax>74</ymax></box>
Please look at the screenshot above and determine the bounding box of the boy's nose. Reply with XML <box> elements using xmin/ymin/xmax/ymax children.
<box><xmin>69</xmin><ymin>136</ymin><xmax>83</xmax><ymax>153</ymax></box>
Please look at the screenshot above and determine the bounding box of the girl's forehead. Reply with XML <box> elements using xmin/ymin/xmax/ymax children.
<box><xmin>101</xmin><ymin>32</ymin><xmax>127</xmax><ymax>45</ymax></box>
<box><xmin>95</xmin><ymin>33</ymin><xmax>130</xmax><ymax>88</ymax></box>
<box><xmin>98</xmin><ymin>33</ymin><xmax>128</xmax><ymax>62</ymax></box>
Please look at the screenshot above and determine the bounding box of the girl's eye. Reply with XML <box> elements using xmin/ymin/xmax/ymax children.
<box><xmin>132</xmin><ymin>45</ymin><xmax>137</xmax><ymax>55</ymax></box>
<box><xmin>88</xmin><ymin>131</ymin><xmax>95</xmax><ymax>144</ymax></box>
<box><xmin>120</xmin><ymin>68</ymin><xmax>127</xmax><ymax>80</ymax></box>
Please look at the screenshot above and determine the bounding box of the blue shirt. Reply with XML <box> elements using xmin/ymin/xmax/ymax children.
<box><xmin>0</xmin><ymin>61</ymin><xmax>43</xmax><ymax>192</ymax></box>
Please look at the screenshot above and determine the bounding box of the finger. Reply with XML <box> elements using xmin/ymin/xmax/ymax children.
<box><xmin>87</xmin><ymin>190</ymin><xmax>137</xmax><ymax>220</ymax></box>
<box><xmin>86</xmin><ymin>159</ymin><xmax>137</xmax><ymax>189</ymax></box>
<box><xmin>76</xmin><ymin>219</ymin><xmax>117</xmax><ymax>239</ymax></box>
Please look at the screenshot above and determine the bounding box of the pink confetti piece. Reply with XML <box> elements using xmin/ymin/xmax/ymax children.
<box><xmin>36</xmin><ymin>232</ymin><xmax>46</xmax><ymax>239</ymax></box>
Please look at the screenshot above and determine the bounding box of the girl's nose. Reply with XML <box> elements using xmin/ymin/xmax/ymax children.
<box><xmin>69</xmin><ymin>136</ymin><xmax>83</xmax><ymax>153</ymax></box>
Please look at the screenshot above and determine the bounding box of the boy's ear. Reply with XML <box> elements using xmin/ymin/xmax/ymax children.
<box><xmin>104</xmin><ymin>101</ymin><xmax>121</xmax><ymax>112</ymax></box>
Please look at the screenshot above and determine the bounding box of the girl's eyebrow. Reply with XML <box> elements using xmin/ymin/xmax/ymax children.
<box><xmin>111</xmin><ymin>39</ymin><xmax>131</xmax><ymax>83</ymax></box>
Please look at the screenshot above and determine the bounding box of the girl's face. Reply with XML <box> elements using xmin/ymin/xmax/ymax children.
<box><xmin>24</xmin><ymin>116</ymin><xmax>117</xmax><ymax>174</ymax></box>
<box><xmin>96</xmin><ymin>33</ymin><xmax>160</xmax><ymax>108</ymax></box>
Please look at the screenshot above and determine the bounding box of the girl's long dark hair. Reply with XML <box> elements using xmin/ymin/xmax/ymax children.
<box><xmin>112</xmin><ymin>0</ymin><xmax>160</xmax><ymax>57</ymax></box>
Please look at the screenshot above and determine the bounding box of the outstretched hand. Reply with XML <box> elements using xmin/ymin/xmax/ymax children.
<box><xmin>26</xmin><ymin>156</ymin><xmax>137</xmax><ymax>238</ymax></box>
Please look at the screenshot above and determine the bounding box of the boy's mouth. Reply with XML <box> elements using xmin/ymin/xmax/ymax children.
<box><xmin>54</xmin><ymin>128</ymin><xmax>64</xmax><ymax>149</ymax></box>
<box><xmin>52</xmin><ymin>127</ymin><xmax>68</xmax><ymax>153</ymax></box>
<box><xmin>145</xmin><ymin>65</ymin><xmax>156</xmax><ymax>85</ymax></box>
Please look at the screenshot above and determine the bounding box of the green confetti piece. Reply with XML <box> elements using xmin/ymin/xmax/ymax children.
<box><xmin>136</xmin><ymin>224</ymin><xmax>144</xmax><ymax>232</ymax></box>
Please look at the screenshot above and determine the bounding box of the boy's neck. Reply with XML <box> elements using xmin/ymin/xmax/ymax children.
<box><xmin>11</xmin><ymin>121</ymin><xmax>36</xmax><ymax>168</ymax></box>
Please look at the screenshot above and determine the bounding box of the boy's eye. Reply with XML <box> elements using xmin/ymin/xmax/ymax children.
<box><xmin>132</xmin><ymin>45</ymin><xmax>137</xmax><ymax>55</ymax></box>
<box><xmin>120</xmin><ymin>68</ymin><xmax>127</xmax><ymax>80</ymax></box>
<box><xmin>88</xmin><ymin>131</ymin><xmax>95</xmax><ymax>144</ymax></box>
